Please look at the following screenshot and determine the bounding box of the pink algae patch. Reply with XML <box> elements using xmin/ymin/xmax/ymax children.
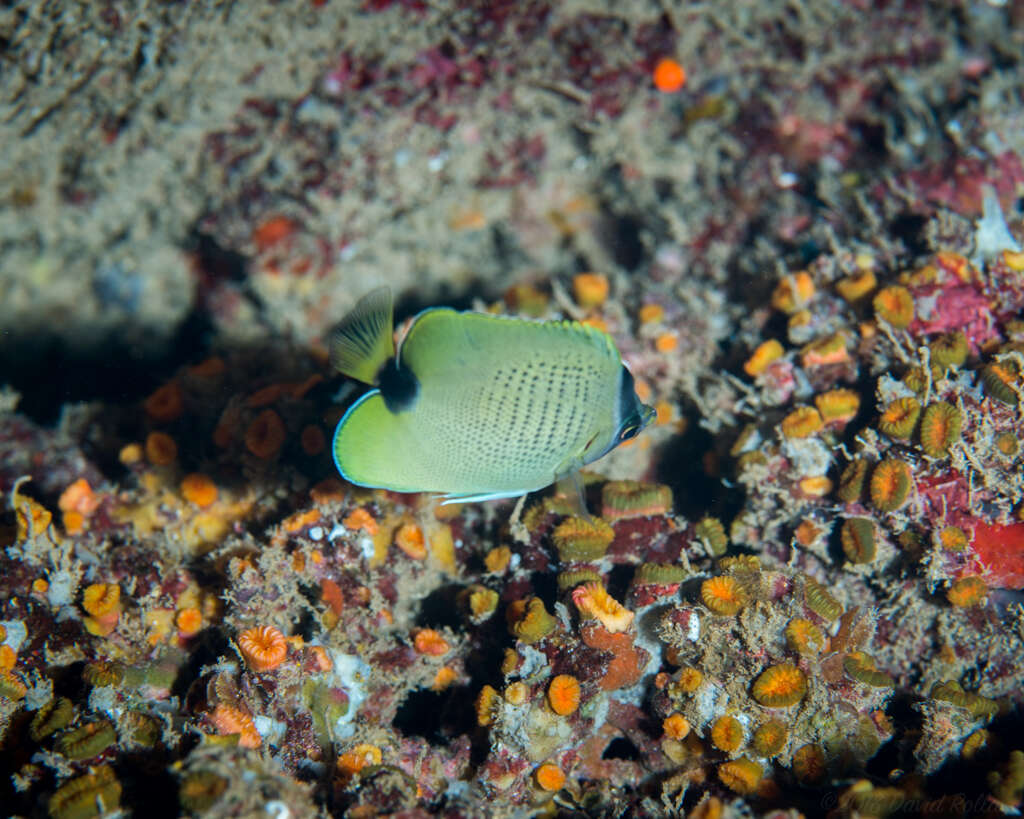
<box><xmin>971</xmin><ymin>521</ymin><xmax>1024</xmax><ymax>590</ymax></box>
<box><xmin>907</xmin><ymin>284</ymin><xmax>997</xmax><ymax>351</ymax></box>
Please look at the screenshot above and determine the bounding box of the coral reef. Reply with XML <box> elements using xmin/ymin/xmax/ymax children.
<box><xmin>2</xmin><ymin>0</ymin><xmax>1024</xmax><ymax>816</ymax></box>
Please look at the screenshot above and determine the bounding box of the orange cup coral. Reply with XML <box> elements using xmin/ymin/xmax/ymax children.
<box><xmin>711</xmin><ymin>715</ymin><xmax>744</xmax><ymax>752</ymax></box>
<box><xmin>869</xmin><ymin>459</ymin><xmax>912</xmax><ymax>512</ymax></box>
<box><xmin>209</xmin><ymin>703</ymin><xmax>261</xmax><ymax>749</ymax></box>
<box><xmin>662</xmin><ymin>713</ymin><xmax>690</xmax><ymax>740</ymax></box>
<box><xmin>751</xmin><ymin>663</ymin><xmax>807</xmax><ymax>707</ymax></box>
<box><xmin>145</xmin><ymin>431</ymin><xmax>178</xmax><ymax>465</ymax></box>
<box><xmin>534</xmin><ymin>763</ymin><xmax>566</xmax><ymax>792</ymax></box>
<box><xmin>744</xmin><ymin>339</ymin><xmax>784</xmax><ymax>377</ymax></box>
<box><xmin>547</xmin><ymin>674</ymin><xmax>582</xmax><ymax>716</ymax></box>
<box><xmin>571</xmin><ymin>582</ymin><xmax>634</xmax><ymax>633</ymax></box>
<box><xmin>144</xmin><ymin>381</ymin><xmax>184</xmax><ymax>422</ymax></box>
<box><xmin>700</xmin><ymin>576</ymin><xmax>746</xmax><ymax>615</ymax></box>
<box><xmin>244</xmin><ymin>409</ymin><xmax>286</xmax><ymax>459</ymax></box>
<box><xmin>180</xmin><ymin>473</ymin><xmax>218</xmax><ymax>508</ymax></box>
<box><xmin>412</xmin><ymin>628</ymin><xmax>450</xmax><ymax>656</ymax></box>
<box><xmin>237</xmin><ymin>625</ymin><xmax>288</xmax><ymax>672</ymax></box>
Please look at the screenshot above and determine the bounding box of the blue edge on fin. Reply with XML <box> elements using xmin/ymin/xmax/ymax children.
<box><xmin>333</xmin><ymin>389</ymin><xmax>532</xmax><ymax>504</ymax></box>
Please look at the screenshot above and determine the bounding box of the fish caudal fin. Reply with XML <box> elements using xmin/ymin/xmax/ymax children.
<box><xmin>330</xmin><ymin>287</ymin><xmax>395</xmax><ymax>385</ymax></box>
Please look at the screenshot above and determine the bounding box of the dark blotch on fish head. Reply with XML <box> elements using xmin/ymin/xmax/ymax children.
<box><xmin>378</xmin><ymin>358</ymin><xmax>420</xmax><ymax>413</ymax></box>
<box><xmin>616</xmin><ymin>365</ymin><xmax>655</xmax><ymax>443</ymax></box>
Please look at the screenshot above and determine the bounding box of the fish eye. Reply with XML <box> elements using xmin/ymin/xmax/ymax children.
<box><xmin>619</xmin><ymin>425</ymin><xmax>639</xmax><ymax>442</ymax></box>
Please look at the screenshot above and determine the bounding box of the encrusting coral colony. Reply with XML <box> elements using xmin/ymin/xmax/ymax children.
<box><xmin>2</xmin><ymin>1</ymin><xmax>1024</xmax><ymax>817</ymax></box>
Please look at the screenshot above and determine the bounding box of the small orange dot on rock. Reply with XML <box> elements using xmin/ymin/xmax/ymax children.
<box><xmin>653</xmin><ymin>57</ymin><xmax>687</xmax><ymax>93</ymax></box>
<box><xmin>655</xmin><ymin>332</ymin><xmax>678</xmax><ymax>353</ymax></box>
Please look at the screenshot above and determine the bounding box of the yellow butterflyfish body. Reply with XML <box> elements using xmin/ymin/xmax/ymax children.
<box><xmin>330</xmin><ymin>288</ymin><xmax>655</xmax><ymax>503</ymax></box>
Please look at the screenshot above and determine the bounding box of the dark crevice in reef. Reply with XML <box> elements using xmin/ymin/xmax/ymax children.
<box><xmin>0</xmin><ymin>304</ymin><xmax>214</xmax><ymax>428</ymax></box>
<box><xmin>655</xmin><ymin>411</ymin><xmax>744</xmax><ymax>525</ymax></box>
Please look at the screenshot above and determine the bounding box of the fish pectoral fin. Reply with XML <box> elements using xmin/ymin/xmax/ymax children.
<box><xmin>553</xmin><ymin>465</ymin><xmax>591</xmax><ymax>519</ymax></box>
<box><xmin>330</xmin><ymin>287</ymin><xmax>395</xmax><ymax>384</ymax></box>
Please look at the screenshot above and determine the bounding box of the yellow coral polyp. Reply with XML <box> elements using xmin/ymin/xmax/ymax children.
<box><xmin>800</xmin><ymin>332</ymin><xmax>849</xmax><ymax>367</ymax></box>
<box><xmin>674</xmin><ymin>667</ymin><xmax>704</xmax><ymax>693</ymax></box>
<box><xmin>792</xmin><ymin>743</ymin><xmax>826</xmax><ymax>783</ymax></box>
<box><xmin>718</xmin><ymin>757</ymin><xmax>762</xmax><ymax>794</ymax></box>
<box><xmin>145</xmin><ymin>431</ymin><xmax>178</xmax><ymax>465</ymax></box>
<box><xmin>836</xmin><ymin>269</ymin><xmax>877</xmax><ymax>302</ymax></box>
<box><xmin>175</xmin><ymin>607</ymin><xmax>203</xmax><ymax>638</ymax></box>
<box><xmin>14</xmin><ymin>492</ymin><xmax>53</xmax><ymax>542</ymax></box>
<box><xmin>937</xmin><ymin>525</ymin><xmax>969</xmax><ymax>552</ymax></box>
<box><xmin>744</xmin><ymin>339</ymin><xmax>784</xmax><ymax>377</ymax></box>
<box><xmin>804</xmin><ymin>577</ymin><xmax>843</xmax><ymax>621</ymax></box>
<box><xmin>869</xmin><ymin>459</ymin><xmax>912</xmax><ymax>512</ymax></box>
<box><xmin>600</xmin><ymin>480</ymin><xmax>673</xmax><ymax>520</ymax></box>
<box><xmin>918</xmin><ymin>401</ymin><xmax>962</xmax><ymax>457</ymax></box>
<box><xmin>476</xmin><ymin>684</ymin><xmax>500</xmax><ymax>726</ymax></box>
<box><xmin>484</xmin><ymin>546</ymin><xmax>512</xmax><ymax>574</ymax></box>
<box><xmin>752</xmin><ymin>719</ymin><xmax>788</xmax><ymax>757</ymax></box>
<box><xmin>785</xmin><ymin>618</ymin><xmax>826</xmax><ymax>655</ymax></box>
<box><xmin>772</xmin><ymin>271</ymin><xmax>814</xmax><ymax>313</ymax></box>
<box><xmin>841</xmin><ymin>517</ymin><xmax>877</xmax><ymax>564</ymax></box>
<box><xmin>572</xmin><ymin>272</ymin><xmax>609</xmax><ymax>309</ymax></box>
<box><xmin>180</xmin><ymin>473</ymin><xmax>218</xmax><ymax>508</ymax></box>
<box><xmin>780</xmin><ymin>406</ymin><xmax>823</xmax><ymax>439</ymax></box>
<box><xmin>394</xmin><ymin>522</ymin><xmax>427</xmax><ymax>560</ymax></box>
<box><xmin>412</xmin><ymin>628</ymin><xmax>450</xmax><ymax>656</ymax></box>
<box><xmin>947</xmin><ymin>576</ymin><xmax>987</xmax><ymax>607</ymax></box>
<box><xmin>82</xmin><ymin>583</ymin><xmax>120</xmax><ymax>618</ymax></box>
<box><xmin>798</xmin><ymin>476</ymin><xmax>833</xmax><ymax>498</ymax></box>
<box><xmin>508</xmin><ymin>597</ymin><xmax>556</xmax><ymax>643</ymax></box>
<box><xmin>504</xmin><ymin>681</ymin><xmax>529</xmax><ymax>705</ymax></box>
<box><xmin>663</xmin><ymin>713</ymin><xmax>690</xmax><ymax>740</ymax></box>
<box><xmin>710</xmin><ymin>715</ymin><xmax>744</xmax><ymax>752</ymax></box>
<box><xmin>700</xmin><ymin>576</ymin><xmax>746</xmax><ymax>616</ymax></box>
<box><xmin>571</xmin><ymin>583</ymin><xmax>634</xmax><ymax>633</ymax></box>
<box><xmin>843</xmin><ymin>651</ymin><xmax>894</xmax><ymax>687</ymax></box>
<box><xmin>552</xmin><ymin>515</ymin><xmax>614</xmax><ymax>562</ymax></box>
<box><xmin>873</xmin><ymin>285</ymin><xmax>915</xmax><ymax>328</ymax></box>
<box><xmin>878</xmin><ymin>396</ymin><xmax>921</xmax><ymax>439</ymax></box>
<box><xmin>815</xmin><ymin>388</ymin><xmax>860</xmax><ymax>424</ymax></box>
<box><xmin>751</xmin><ymin>663</ymin><xmax>807</xmax><ymax>707</ymax></box>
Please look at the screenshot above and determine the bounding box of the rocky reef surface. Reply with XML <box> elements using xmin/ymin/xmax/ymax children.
<box><xmin>1</xmin><ymin>1</ymin><xmax>1024</xmax><ymax>816</ymax></box>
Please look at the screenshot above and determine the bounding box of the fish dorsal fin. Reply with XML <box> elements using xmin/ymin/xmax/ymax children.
<box><xmin>330</xmin><ymin>287</ymin><xmax>395</xmax><ymax>385</ymax></box>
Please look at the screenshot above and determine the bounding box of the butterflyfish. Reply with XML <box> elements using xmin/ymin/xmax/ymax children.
<box><xmin>330</xmin><ymin>287</ymin><xmax>655</xmax><ymax>503</ymax></box>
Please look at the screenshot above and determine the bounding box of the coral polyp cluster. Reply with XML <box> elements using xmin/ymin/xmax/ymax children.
<box><xmin>2</xmin><ymin>0</ymin><xmax>1024</xmax><ymax>815</ymax></box>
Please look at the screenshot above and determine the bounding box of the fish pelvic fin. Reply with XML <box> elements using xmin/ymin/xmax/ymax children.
<box><xmin>330</xmin><ymin>287</ymin><xmax>396</xmax><ymax>385</ymax></box>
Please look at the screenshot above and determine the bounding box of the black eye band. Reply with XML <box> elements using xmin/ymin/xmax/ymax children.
<box><xmin>618</xmin><ymin>364</ymin><xmax>637</xmax><ymax>422</ymax></box>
